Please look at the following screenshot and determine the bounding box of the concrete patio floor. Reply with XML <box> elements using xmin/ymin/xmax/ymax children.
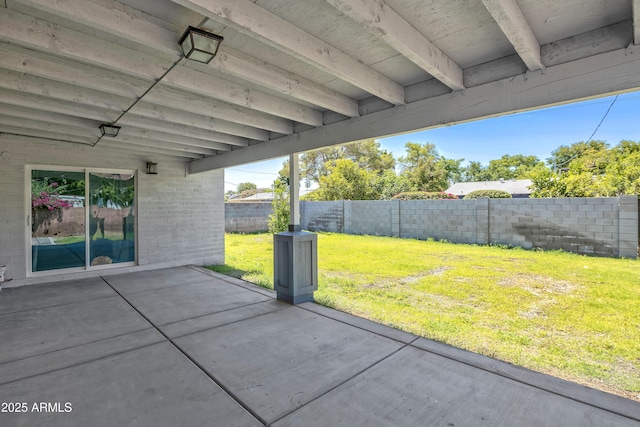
<box><xmin>0</xmin><ymin>267</ymin><xmax>638</xmax><ymax>426</ymax></box>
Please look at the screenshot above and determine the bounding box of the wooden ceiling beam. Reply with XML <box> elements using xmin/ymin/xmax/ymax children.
<box><xmin>161</xmin><ymin>67</ymin><xmax>323</xmax><ymax>126</ymax></box>
<box><xmin>634</xmin><ymin>0</ymin><xmax>640</xmax><ymax>45</ymax></box>
<box><xmin>124</xmin><ymin>105</ymin><xmax>268</xmax><ymax>142</ymax></box>
<box><xmin>110</xmin><ymin>133</ymin><xmax>220</xmax><ymax>156</ymax></box>
<box><xmin>0</xmin><ymin>88</ymin><xmax>120</xmax><ymax>123</ymax></box>
<box><xmin>173</xmin><ymin>0</ymin><xmax>405</xmax><ymax>105</ymax></box>
<box><xmin>0</xmin><ymin>132</ymin><xmax>200</xmax><ymax>160</ymax></box>
<box><xmin>116</xmin><ymin>116</ymin><xmax>250</xmax><ymax>147</ymax></box>
<box><xmin>0</xmin><ymin>70</ymin><xmax>269</xmax><ymax>142</ymax></box>
<box><xmin>480</xmin><ymin>0</ymin><xmax>544</xmax><ymax>71</ymax></box>
<box><xmin>140</xmin><ymin>87</ymin><xmax>292</xmax><ymax>135</ymax></box>
<box><xmin>9</xmin><ymin>0</ymin><xmax>181</xmax><ymax>58</ymax></box>
<box><xmin>0</xmin><ymin>103</ymin><xmax>102</xmax><ymax>130</ymax></box>
<box><xmin>0</xmin><ymin>42</ymin><xmax>149</xmax><ymax>98</ymax></box>
<box><xmin>116</xmin><ymin>127</ymin><xmax>232</xmax><ymax>152</ymax></box>
<box><xmin>0</xmin><ymin>126</ymin><xmax>97</xmax><ymax>146</ymax></box>
<box><xmin>0</xmin><ymin>115</ymin><xmax>97</xmax><ymax>139</ymax></box>
<box><xmin>190</xmin><ymin>45</ymin><xmax>640</xmax><ymax>172</ymax></box>
<box><xmin>9</xmin><ymin>0</ymin><xmax>358</xmax><ymax>117</ymax></box>
<box><xmin>325</xmin><ymin>0</ymin><xmax>464</xmax><ymax>91</ymax></box>
<box><xmin>0</xmin><ymin>104</ymin><xmax>232</xmax><ymax>153</ymax></box>
<box><xmin>206</xmin><ymin>47</ymin><xmax>359</xmax><ymax>117</ymax></box>
<box><xmin>0</xmin><ymin>68</ymin><xmax>133</xmax><ymax>112</ymax></box>
<box><xmin>0</xmin><ymin>9</ymin><xmax>322</xmax><ymax>125</ymax></box>
<box><xmin>0</xmin><ymin>8</ymin><xmax>170</xmax><ymax>80</ymax></box>
<box><xmin>0</xmin><ymin>88</ymin><xmax>252</xmax><ymax>148</ymax></box>
<box><xmin>0</xmin><ymin>119</ymin><xmax>219</xmax><ymax>156</ymax></box>
<box><xmin>96</xmin><ymin>140</ymin><xmax>204</xmax><ymax>159</ymax></box>
<box><xmin>0</xmin><ymin>55</ymin><xmax>284</xmax><ymax>136</ymax></box>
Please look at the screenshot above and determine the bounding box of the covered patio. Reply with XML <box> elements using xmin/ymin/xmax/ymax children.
<box><xmin>1</xmin><ymin>267</ymin><xmax>638</xmax><ymax>426</ymax></box>
<box><xmin>2</xmin><ymin>0</ymin><xmax>640</xmax><ymax>424</ymax></box>
<box><xmin>2</xmin><ymin>0</ymin><xmax>640</xmax><ymax>281</ymax></box>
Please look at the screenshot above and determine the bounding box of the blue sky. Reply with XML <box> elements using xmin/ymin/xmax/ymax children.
<box><xmin>225</xmin><ymin>91</ymin><xmax>640</xmax><ymax>192</ymax></box>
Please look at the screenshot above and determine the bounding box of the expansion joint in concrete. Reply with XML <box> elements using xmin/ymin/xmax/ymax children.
<box><xmin>100</xmin><ymin>277</ymin><xmax>268</xmax><ymax>426</ymax></box>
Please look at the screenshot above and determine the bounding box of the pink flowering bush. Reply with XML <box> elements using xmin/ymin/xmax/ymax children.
<box><xmin>31</xmin><ymin>180</ymin><xmax>72</xmax><ymax>233</ymax></box>
<box><xmin>31</xmin><ymin>181</ymin><xmax>72</xmax><ymax>210</ymax></box>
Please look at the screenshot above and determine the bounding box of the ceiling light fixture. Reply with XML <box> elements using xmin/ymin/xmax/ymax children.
<box><xmin>99</xmin><ymin>124</ymin><xmax>121</xmax><ymax>137</ymax></box>
<box><xmin>179</xmin><ymin>26</ymin><xmax>223</xmax><ymax>64</ymax></box>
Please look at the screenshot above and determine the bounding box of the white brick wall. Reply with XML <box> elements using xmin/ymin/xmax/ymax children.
<box><xmin>0</xmin><ymin>138</ymin><xmax>224</xmax><ymax>286</ymax></box>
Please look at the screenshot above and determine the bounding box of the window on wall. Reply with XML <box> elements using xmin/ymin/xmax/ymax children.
<box><xmin>30</xmin><ymin>168</ymin><xmax>136</xmax><ymax>273</ymax></box>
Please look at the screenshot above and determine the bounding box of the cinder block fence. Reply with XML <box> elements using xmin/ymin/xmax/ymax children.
<box><xmin>225</xmin><ymin>202</ymin><xmax>273</xmax><ymax>233</ymax></box>
<box><xmin>225</xmin><ymin>197</ymin><xmax>640</xmax><ymax>259</ymax></box>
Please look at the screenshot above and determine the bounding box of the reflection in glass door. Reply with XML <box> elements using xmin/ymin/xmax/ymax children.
<box><xmin>89</xmin><ymin>173</ymin><xmax>135</xmax><ymax>266</ymax></box>
<box><xmin>30</xmin><ymin>168</ymin><xmax>136</xmax><ymax>273</ymax></box>
<box><xmin>31</xmin><ymin>170</ymin><xmax>86</xmax><ymax>272</ymax></box>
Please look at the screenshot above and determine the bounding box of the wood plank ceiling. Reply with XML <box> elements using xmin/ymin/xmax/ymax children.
<box><xmin>0</xmin><ymin>0</ymin><xmax>638</xmax><ymax>171</ymax></box>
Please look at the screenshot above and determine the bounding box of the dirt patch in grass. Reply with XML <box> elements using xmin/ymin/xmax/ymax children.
<box><xmin>518</xmin><ymin>299</ymin><xmax>555</xmax><ymax>319</ymax></box>
<box><xmin>499</xmin><ymin>273</ymin><xmax>580</xmax><ymax>296</ymax></box>
<box><xmin>361</xmin><ymin>282</ymin><xmax>393</xmax><ymax>290</ymax></box>
<box><xmin>400</xmin><ymin>266</ymin><xmax>452</xmax><ymax>284</ymax></box>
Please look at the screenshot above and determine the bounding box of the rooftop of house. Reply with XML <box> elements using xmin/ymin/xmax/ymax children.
<box><xmin>446</xmin><ymin>179</ymin><xmax>533</xmax><ymax>197</ymax></box>
<box><xmin>228</xmin><ymin>192</ymin><xmax>275</xmax><ymax>201</ymax></box>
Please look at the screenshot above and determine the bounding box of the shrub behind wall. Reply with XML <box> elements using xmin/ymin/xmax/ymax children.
<box><xmin>463</xmin><ymin>190</ymin><xmax>512</xmax><ymax>199</ymax></box>
<box><xmin>392</xmin><ymin>191</ymin><xmax>458</xmax><ymax>200</ymax></box>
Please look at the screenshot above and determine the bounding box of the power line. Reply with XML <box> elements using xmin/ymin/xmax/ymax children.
<box><xmin>584</xmin><ymin>94</ymin><xmax>618</xmax><ymax>143</ymax></box>
<box><xmin>554</xmin><ymin>95</ymin><xmax>619</xmax><ymax>170</ymax></box>
<box><xmin>229</xmin><ymin>169</ymin><xmax>279</xmax><ymax>175</ymax></box>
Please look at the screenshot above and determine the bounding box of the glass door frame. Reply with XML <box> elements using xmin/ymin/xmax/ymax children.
<box><xmin>26</xmin><ymin>165</ymin><xmax>138</xmax><ymax>277</ymax></box>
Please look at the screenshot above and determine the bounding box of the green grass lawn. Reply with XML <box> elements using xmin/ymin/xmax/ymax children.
<box><xmin>209</xmin><ymin>232</ymin><xmax>640</xmax><ymax>400</ymax></box>
<box><xmin>54</xmin><ymin>232</ymin><xmax>133</xmax><ymax>245</ymax></box>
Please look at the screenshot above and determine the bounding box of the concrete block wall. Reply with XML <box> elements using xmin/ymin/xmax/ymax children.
<box><xmin>399</xmin><ymin>200</ymin><xmax>479</xmax><ymax>244</ymax></box>
<box><xmin>618</xmin><ymin>195</ymin><xmax>640</xmax><ymax>258</ymax></box>
<box><xmin>475</xmin><ymin>198</ymin><xmax>490</xmax><ymax>245</ymax></box>
<box><xmin>225</xmin><ymin>202</ymin><xmax>272</xmax><ymax>232</ymax></box>
<box><xmin>344</xmin><ymin>201</ymin><xmax>394</xmax><ymax>236</ymax></box>
<box><xmin>490</xmin><ymin>198</ymin><xmax>621</xmax><ymax>256</ymax></box>
<box><xmin>300</xmin><ymin>200</ymin><xmax>344</xmax><ymax>232</ymax></box>
<box><xmin>298</xmin><ymin>197</ymin><xmax>638</xmax><ymax>258</ymax></box>
<box><xmin>0</xmin><ymin>138</ymin><xmax>224</xmax><ymax>286</ymax></box>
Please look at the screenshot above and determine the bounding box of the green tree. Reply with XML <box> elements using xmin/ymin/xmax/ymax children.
<box><xmin>313</xmin><ymin>158</ymin><xmax>379</xmax><ymax>200</ymax></box>
<box><xmin>528</xmin><ymin>164</ymin><xmax>563</xmax><ymax>197</ymax></box>
<box><xmin>601</xmin><ymin>140</ymin><xmax>640</xmax><ymax>195</ymax></box>
<box><xmin>461</xmin><ymin>161</ymin><xmax>491</xmax><ymax>182</ymax></box>
<box><xmin>268</xmin><ymin>179</ymin><xmax>290</xmax><ymax>233</ymax></box>
<box><xmin>237</xmin><ymin>182</ymin><xmax>257</xmax><ymax>193</ymax></box>
<box><xmin>372</xmin><ymin>169</ymin><xmax>411</xmax><ymax>200</ymax></box>
<box><xmin>301</xmin><ymin>140</ymin><xmax>395</xmax><ymax>183</ymax></box>
<box><xmin>398</xmin><ymin>142</ymin><xmax>462</xmax><ymax>191</ymax></box>
<box><xmin>484</xmin><ymin>154</ymin><xmax>543</xmax><ymax>180</ymax></box>
<box><xmin>530</xmin><ymin>140</ymin><xmax>640</xmax><ymax>197</ymax></box>
<box><xmin>547</xmin><ymin>140</ymin><xmax>609</xmax><ymax>171</ymax></box>
<box><xmin>440</xmin><ymin>157</ymin><xmax>464</xmax><ymax>184</ymax></box>
<box><xmin>277</xmin><ymin>160</ymin><xmax>290</xmax><ymax>182</ymax></box>
<box><xmin>460</xmin><ymin>155</ymin><xmax>543</xmax><ymax>182</ymax></box>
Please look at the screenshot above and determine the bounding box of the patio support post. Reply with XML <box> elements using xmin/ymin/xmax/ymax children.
<box><xmin>273</xmin><ymin>153</ymin><xmax>318</xmax><ymax>304</ymax></box>
<box><xmin>289</xmin><ymin>153</ymin><xmax>300</xmax><ymax>230</ymax></box>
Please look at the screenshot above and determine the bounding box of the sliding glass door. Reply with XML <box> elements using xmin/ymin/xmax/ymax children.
<box><xmin>88</xmin><ymin>172</ymin><xmax>135</xmax><ymax>266</ymax></box>
<box><xmin>30</xmin><ymin>168</ymin><xmax>136</xmax><ymax>273</ymax></box>
<box><xmin>31</xmin><ymin>170</ymin><xmax>86</xmax><ymax>272</ymax></box>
